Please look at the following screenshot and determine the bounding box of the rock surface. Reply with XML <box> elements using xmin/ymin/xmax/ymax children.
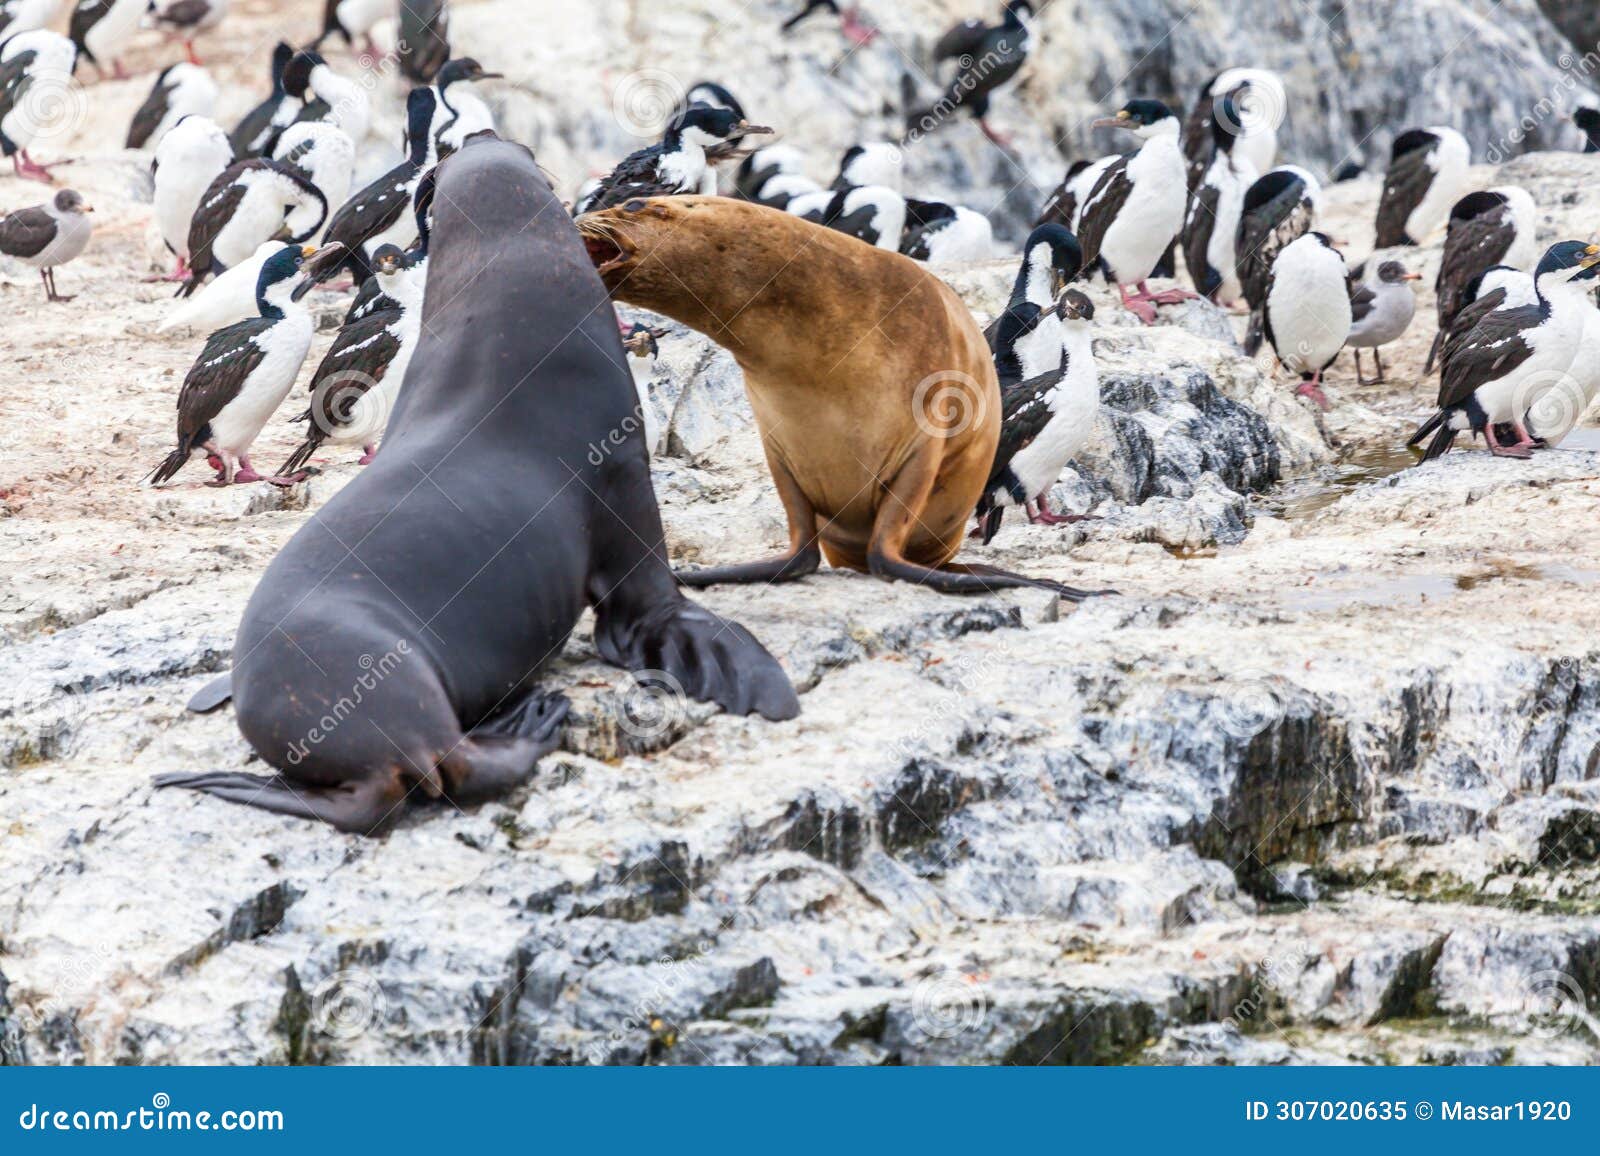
<box><xmin>4</xmin><ymin>0</ymin><xmax>1600</xmax><ymax>1067</ymax></box>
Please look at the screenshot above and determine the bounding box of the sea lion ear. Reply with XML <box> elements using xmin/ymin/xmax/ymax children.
<box><xmin>623</xmin><ymin>199</ymin><xmax>646</xmax><ymax>213</ymax></box>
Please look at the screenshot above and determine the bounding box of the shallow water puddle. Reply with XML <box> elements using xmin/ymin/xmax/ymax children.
<box><xmin>1277</xmin><ymin>562</ymin><xmax>1600</xmax><ymax>611</ymax></box>
<box><xmin>1257</xmin><ymin>443</ymin><xmax>1418</xmax><ymax>521</ymax></box>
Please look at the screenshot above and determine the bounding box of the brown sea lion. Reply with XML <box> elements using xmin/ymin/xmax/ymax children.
<box><xmin>577</xmin><ymin>195</ymin><xmax>1103</xmax><ymax>598</ymax></box>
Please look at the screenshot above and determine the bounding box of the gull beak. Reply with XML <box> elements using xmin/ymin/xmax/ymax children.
<box><xmin>291</xmin><ymin>242</ymin><xmax>347</xmax><ymax>300</ymax></box>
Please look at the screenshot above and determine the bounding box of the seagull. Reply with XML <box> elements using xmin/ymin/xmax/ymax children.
<box><xmin>0</xmin><ymin>186</ymin><xmax>92</xmax><ymax>302</ymax></box>
<box><xmin>1345</xmin><ymin>260</ymin><xmax>1420</xmax><ymax>385</ymax></box>
<box><xmin>150</xmin><ymin>0</ymin><xmax>228</xmax><ymax>68</ymax></box>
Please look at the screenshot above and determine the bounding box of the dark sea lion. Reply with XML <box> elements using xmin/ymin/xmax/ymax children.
<box><xmin>158</xmin><ymin>139</ymin><xmax>799</xmax><ymax>834</ymax></box>
<box><xmin>576</xmin><ymin>196</ymin><xmax>1102</xmax><ymax>598</ymax></box>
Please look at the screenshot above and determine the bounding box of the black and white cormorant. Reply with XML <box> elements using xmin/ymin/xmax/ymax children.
<box><xmin>1075</xmin><ymin>99</ymin><xmax>1191</xmax><ymax>323</ymax></box>
<box><xmin>345</xmin><ymin>168</ymin><xmax>432</xmax><ymax>323</ymax></box>
<box><xmin>282</xmin><ymin>49</ymin><xmax>369</xmax><ymax>146</ymax></box>
<box><xmin>68</xmin><ymin>0</ymin><xmax>145</xmax><ymax>80</ymax></box>
<box><xmin>905</xmin><ymin>1</ymin><xmax>1032</xmax><ymax>147</ymax></box>
<box><xmin>279</xmin><ymin>244</ymin><xmax>426</xmax><ymax>477</ymax></box>
<box><xmin>151</xmin><ymin>113</ymin><xmax>232</xmax><ymax>281</ymax></box>
<box><xmin>987</xmin><ymin>222</ymin><xmax>1081</xmax><ymax>385</ymax></box>
<box><xmin>901</xmin><ymin>197</ymin><xmax>993</xmax><ymax>263</ymax></box>
<box><xmin>272</xmin><ymin>120</ymin><xmax>355</xmax><ymax>240</ymax></box>
<box><xmin>183</xmin><ymin>157</ymin><xmax>328</xmax><ymax>293</ymax></box>
<box><xmin>0</xmin><ymin>186</ymin><xmax>92</xmax><ymax>302</ymax></box>
<box><xmin>228</xmin><ymin>42</ymin><xmax>298</xmax><ymax>158</ymax></box>
<box><xmin>149</xmin><ymin>242</ymin><xmax>344</xmax><ymax>487</ymax></box>
<box><xmin>575</xmin><ymin>104</ymin><xmax>771</xmax><ymax>213</ymax></box>
<box><xmin>975</xmin><ymin>288</ymin><xmax>1099</xmax><ymax>542</ymax></box>
<box><xmin>1409</xmin><ymin>241</ymin><xmax>1600</xmax><ymax>460</ymax></box>
<box><xmin>126</xmin><ymin>62</ymin><xmax>217</xmax><ymax>149</ymax></box>
<box><xmin>322</xmin><ymin>87</ymin><xmax>438</xmax><ymax>284</ymax></box>
<box><xmin>1236</xmin><ymin>164</ymin><xmax>1322</xmax><ymax>354</ymax></box>
<box><xmin>429</xmin><ymin>56</ymin><xmax>501</xmax><ymax>157</ymax></box>
<box><xmin>1423</xmin><ymin>185</ymin><xmax>1538</xmax><ymax>373</ymax></box>
<box><xmin>1181</xmin><ymin>68</ymin><xmax>1283</xmax><ymax>189</ymax></box>
<box><xmin>1262</xmin><ymin>231</ymin><xmax>1350</xmax><ymax>409</ymax></box>
<box><xmin>1373</xmin><ymin>126</ymin><xmax>1470</xmax><ymax>247</ymax></box>
<box><xmin>1181</xmin><ymin>93</ymin><xmax>1260</xmax><ymax>304</ymax></box>
<box><xmin>0</xmin><ymin>30</ymin><xmax>77</xmax><ymax>183</ymax></box>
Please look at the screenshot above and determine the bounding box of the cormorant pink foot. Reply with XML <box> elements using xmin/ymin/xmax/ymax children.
<box><xmin>841</xmin><ymin>6</ymin><xmax>877</xmax><ymax>44</ymax></box>
<box><xmin>1294</xmin><ymin>381</ymin><xmax>1330</xmax><ymax>410</ymax></box>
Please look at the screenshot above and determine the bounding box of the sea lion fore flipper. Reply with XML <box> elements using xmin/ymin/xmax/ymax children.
<box><xmin>186</xmin><ymin>671</ymin><xmax>234</xmax><ymax>713</ymax></box>
<box><xmin>152</xmin><ymin>769</ymin><xmax>408</xmax><ymax>834</ymax></box>
<box><xmin>593</xmin><ymin>599</ymin><xmax>800</xmax><ymax>722</ymax></box>
<box><xmin>586</xmin><ymin>447</ymin><xmax>800</xmax><ymax>721</ymax></box>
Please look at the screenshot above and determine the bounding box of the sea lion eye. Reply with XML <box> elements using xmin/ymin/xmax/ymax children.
<box><xmin>624</xmin><ymin>199</ymin><xmax>645</xmax><ymax>213</ymax></box>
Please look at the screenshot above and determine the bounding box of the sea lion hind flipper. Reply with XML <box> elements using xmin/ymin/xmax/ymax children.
<box><xmin>186</xmin><ymin>671</ymin><xmax>234</xmax><ymax>713</ymax></box>
<box><xmin>152</xmin><ymin>769</ymin><xmax>407</xmax><ymax>834</ymax></box>
<box><xmin>468</xmin><ymin>689</ymin><xmax>571</xmax><ymax>742</ymax></box>
<box><xmin>594</xmin><ymin>599</ymin><xmax>800</xmax><ymax>722</ymax></box>
<box><xmin>870</xmin><ymin>555</ymin><xmax>1117</xmax><ymax>603</ymax></box>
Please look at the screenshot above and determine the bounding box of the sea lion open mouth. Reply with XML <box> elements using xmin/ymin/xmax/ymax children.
<box><xmin>576</xmin><ymin>216</ymin><xmax>636</xmax><ymax>276</ymax></box>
